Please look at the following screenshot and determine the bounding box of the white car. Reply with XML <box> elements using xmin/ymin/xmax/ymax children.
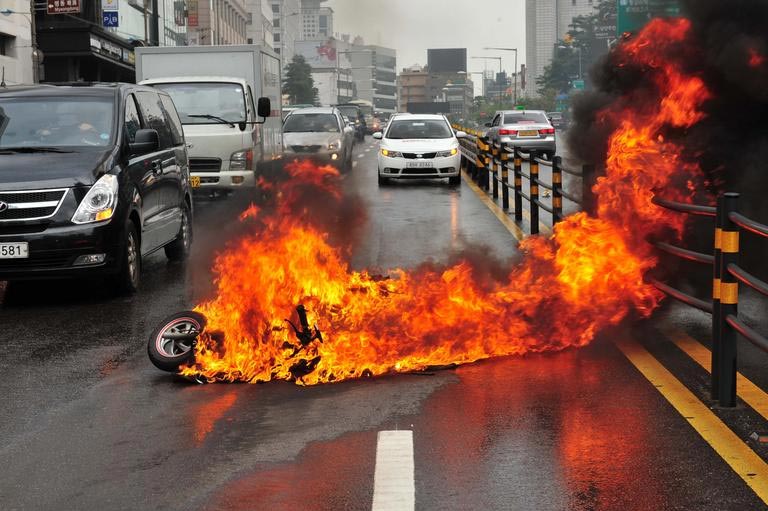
<box><xmin>373</xmin><ymin>114</ymin><xmax>466</xmax><ymax>186</ymax></box>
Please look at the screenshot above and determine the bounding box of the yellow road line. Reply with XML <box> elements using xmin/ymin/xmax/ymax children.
<box><xmin>461</xmin><ymin>171</ymin><xmax>550</xmax><ymax>240</ymax></box>
<box><xmin>616</xmin><ymin>338</ymin><xmax>768</xmax><ymax>504</ymax></box>
<box><xmin>668</xmin><ymin>329</ymin><xmax>768</xmax><ymax>422</ymax></box>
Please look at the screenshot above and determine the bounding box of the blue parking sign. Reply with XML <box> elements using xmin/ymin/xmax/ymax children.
<box><xmin>103</xmin><ymin>11</ymin><xmax>118</xmax><ymax>27</ymax></box>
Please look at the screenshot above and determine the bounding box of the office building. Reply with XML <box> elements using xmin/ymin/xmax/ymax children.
<box><xmin>525</xmin><ymin>0</ymin><xmax>595</xmax><ymax>94</ymax></box>
<box><xmin>0</xmin><ymin>0</ymin><xmax>34</xmax><ymax>84</ymax></box>
<box><xmin>189</xmin><ymin>0</ymin><xmax>248</xmax><ymax>46</ymax></box>
<box><xmin>397</xmin><ymin>65</ymin><xmax>429</xmax><ymax>112</ymax></box>
<box><xmin>246</xmin><ymin>0</ymin><xmax>274</xmax><ymax>48</ymax></box>
<box><xmin>300</xmin><ymin>0</ymin><xmax>332</xmax><ymax>40</ymax></box>
<box><xmin>270</xmin><ymin>0</ymin><xmax>301</xmax><ymax>65</ymax></box>
<box><xmin>347</xmin><ymin>44</ymin><xmax>396</xmax><ymax>114</ymax></box>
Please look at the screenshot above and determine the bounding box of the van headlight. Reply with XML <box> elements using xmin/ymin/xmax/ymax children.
<box><xmin>328</xmin><ymin>140</ymin><xmax>342</xmax><ymax>150</ymax></box>
<box><xmin>72</xmin><ymin>174</ymin><xmax>118</xmax><ymax>224</ymax></box>
<box><xmin>436</xmin><ymin>148</ymin><xmax>459</xmax><ymax>157</ymax></box>
<box><xmin>230</xmin><ymin>148</ymin><xmax>254</xmax><ymax>171</ymax></box>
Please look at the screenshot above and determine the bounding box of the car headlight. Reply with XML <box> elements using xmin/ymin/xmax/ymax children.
<box><xmin>328</xmin><ymin>140</ymin><xmax>342</xmax><ymax>150</ymax></box>
<box><xmin>436</xmin><ymin>148</ymin><xmax>459</xmax><ymax>158</ymax></box>
<box><xmin>72</xmin><ymin>174</ymin><xmax>118</xmax><ymax>224</ymax></box>
<box><xmin>230</xmin><ymin>148</ymin><xmax>254</xmax><ymax>171</ymax></box>
<box><xmin>381</xmin><ymin>149</ymin><xmax>403</xmax><ymax>158</ymax></box>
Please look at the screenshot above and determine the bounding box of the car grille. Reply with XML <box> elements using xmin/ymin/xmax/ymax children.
<box><xmin>0</xmin><ymin>252</ymin><xmax>73</xmax><ymax>271</ymax></box>
<box><xmin>0</xmin><ymin>189</ymin><xmax>67</xmax><ymax>222</ymax></box>
<box><xmin>402</xmin><ymin>168</ymin><xmax>438</xmax><ymax>175</ymax></box>
<box><xmin>0</xmin><ymin>224</ymin><xmax>47</xmax><ymax>236</ymax></box>
<box><xmin>290</xmin><ymin>145</ymin><xmax>322</xmax><ymax>154</ymax></box>
<box><xmin>402</xmin><ymin>152</ymin><xmax>437</xmax><ymax>159</ymax></box>
<box><xmin>199</xmin><ymin>176</ymin><xmax>220</xmax><ymax>184</ymax></box>
<box><xmin>190</xmin><ymin>158</ymin><xmax>222</xmax><ymax>173</ymax></box>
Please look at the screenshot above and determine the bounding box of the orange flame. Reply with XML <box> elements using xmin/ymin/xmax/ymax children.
<box><xmin>180</xmin><ymin>18</ymin><xmax>711</xmax><ymax>385</ymax></box>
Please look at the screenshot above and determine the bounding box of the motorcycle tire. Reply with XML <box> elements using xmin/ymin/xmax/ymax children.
<box><xmin>147</xmin><ymin>311</ymin><xmax>207</xmax><ymax>372</ymax></box>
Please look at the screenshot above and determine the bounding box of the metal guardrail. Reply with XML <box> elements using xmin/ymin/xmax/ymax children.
<box><xmin>653</xmin><ymin>192</ymin><xmax>768</xmax><ymax>407</ymax></box>
<box><xmin>453</xmin><ymin>125</ymin><xmax>587</xmax><ymax>234</ymax></box>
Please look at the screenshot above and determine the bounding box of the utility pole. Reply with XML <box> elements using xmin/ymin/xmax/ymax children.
<box><xmin>30</xmin><ymin>0</ymin><xmax>38</xmax><ymax>83</ymax></box>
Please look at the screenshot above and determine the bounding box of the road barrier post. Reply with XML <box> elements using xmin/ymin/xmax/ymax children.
<box><xmin>711</xmin><ymin>194</ymin><xmax>724</xmax><ymax>401</ymax></box>
<box><xmin>501</xmin><ymin>144</ymin><xmax>510</xmax><ymax>210</ymax></box>
<box><xmin>484</xmin><ymin>139</ymin><xmax>492</xmax><ymax>191</ymax></box>
<box><xmin>553</xmin><ymin>156</ymin><xmax>563</xmax><ymax>223</ymax></box>
<box><xmin>530</xmin><ymin>150</ymin><xmax>540</xmax><ymax>235</ymax></box>
<box><xmin>717</xmin><ymin>192</ymin><xmax>740</xmax><ymax>407</ymax></box>
<box><xmin>492</xmin><ymin>144</ymin><xmax>499</xmax><ymax>199</ymax></box>
<box><xmin>513</xmin><ymin>148</ymin><xmax>523</xmax><ymax>222</ymax></box>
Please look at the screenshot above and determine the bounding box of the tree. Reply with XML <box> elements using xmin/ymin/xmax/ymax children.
<box><xmin>283</xmin><ymin>55</ymin><xmax>318</xmax><ymax>105</ymax></box>
<box><xmin>536</xmin><ymin>0</ymin><xmax>617</xmax><ymax>94</ymax></box>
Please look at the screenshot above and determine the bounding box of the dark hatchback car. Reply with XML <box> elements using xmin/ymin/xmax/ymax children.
<box><xmin>0</xmin><ymin>83</ymin><xmax>193</xmax><ymax>293</ymax></box>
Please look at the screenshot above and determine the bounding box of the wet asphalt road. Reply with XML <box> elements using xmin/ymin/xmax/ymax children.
<box><xmin>1</xmin><ymin>138</ymin><xmax>767</xmax><ymax>510</ymax></box>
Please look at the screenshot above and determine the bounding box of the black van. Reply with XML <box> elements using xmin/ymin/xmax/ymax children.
<box><xmin>0</xmin><ymin>83</ymin><xmax>193</xmax><ymax>293</ymax></box>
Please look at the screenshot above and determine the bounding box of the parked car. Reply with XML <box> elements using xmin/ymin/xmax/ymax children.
<box><xmin>282</xmin><ymin>107</ymin><xmax>355</xmax><ymax>171</ymax></box>
<box><xmin>0</xmin><ymin>83</ymin><xmax>194</xmax><ymax>293</ymax></box>
<box><xmin>335</xmin><ymin>104</ymin><xmax>367</xmax><ymax>142</ymax></box>
<box><xmin>547</xmin><ymin>111</ymin><xmax>567</xmax><ymax>130</ymax></box>
<box><xmin>374</xmin><ymin>114</ymin><xmax>465</xmax><ymax>186</ymax></box>
<box><xmin>486</xmin><ymin>110</ymin><xmax>556</xmax><ymax>159</ymax></box>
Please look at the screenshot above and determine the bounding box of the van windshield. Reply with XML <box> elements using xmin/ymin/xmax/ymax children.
<box><xmin>153</xmin><ymin>82</ymin><xmax>247</xmax><ymax>125</ymax></box>
<box><xmin>0</xmin><ymin>97</ymin><xmax>114</xmax><ymax>149</ymax></box>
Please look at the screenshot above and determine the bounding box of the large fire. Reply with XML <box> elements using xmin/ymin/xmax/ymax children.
<box><xmin>181</xmin><ymin>18</ymin><xmax>711</xmax><ymax>385</ymax></box>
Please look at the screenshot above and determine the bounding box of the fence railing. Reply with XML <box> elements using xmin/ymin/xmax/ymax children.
<box><xmin>453</xmin><ymin>125</ymin><xmax>588</xmax><ymax>234</ymax></box>
<box><xmin>653</xmin><ymin>192</ymin><xmax>768</xmax><ymax>407</ymax></box>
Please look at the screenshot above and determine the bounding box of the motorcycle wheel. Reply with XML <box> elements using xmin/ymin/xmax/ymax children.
<box><xmin>147</xmin><ymin>311</ymin><xmax>207</xmax><ymax>372</ymax></box>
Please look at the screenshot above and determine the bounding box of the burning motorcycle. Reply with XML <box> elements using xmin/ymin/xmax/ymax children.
<box><xmin>147</xmin><ymin>305</ymin><xmax>323</xmax><ymax>377</ymax></box>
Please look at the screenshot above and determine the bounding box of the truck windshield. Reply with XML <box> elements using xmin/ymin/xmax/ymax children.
<box><xmin>0</xmin><ymin>97</ymin><xmax>114</xmax><ymax>149</ymax></box>
<box><xmin>153</xmin><ymin>82</ymin><xmax>247</xmax><ymax>125</ymax></box>
<box><xmin>284</xmin><ymin>114</ymin><xmax>339</xmax><ymax>133</ymax></box>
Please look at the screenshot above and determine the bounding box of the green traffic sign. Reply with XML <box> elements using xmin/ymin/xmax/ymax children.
<box><xmin>617</xmin><ymin>0</ymin><xmax>681</xmax><ymax>35</ymax></box>
<box><xmin>573</xmin><ymin>79</ymin><xmax>585</xmax><ymax>90</ymax></box>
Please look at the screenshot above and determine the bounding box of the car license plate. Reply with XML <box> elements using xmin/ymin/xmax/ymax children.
<box><xmin>519</xmin><ymin>130</ymin><xmax>538</xmax><ymax>137</ymax></box>
<box><xmin>190</xmin><ymin>176</ymin><xmax>201</xmax><ymax>188</ymax></box>
<box><xmin>0</xmin><ymin>242</ymin><xmax>28</xmax><ymax>259</ymax></box>
<box><xmin>405</xmin><ymin>161</ymin><xmax>434</xmax><ymax>169</ymax></box>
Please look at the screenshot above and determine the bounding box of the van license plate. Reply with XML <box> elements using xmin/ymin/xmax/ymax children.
<box><xmin>406</xmin><ymin>161</ymin><xmax>434</xmax><ymax>168</ymax></box>
<box><xmin>190</xmin><ymin>176</ymin><xmax>201</xmax><ymax>188</ymax></box>
<box><xmin>0</xmin><ymin>242</ymin><xmax>29</xmax><ymax>259</ymax></box>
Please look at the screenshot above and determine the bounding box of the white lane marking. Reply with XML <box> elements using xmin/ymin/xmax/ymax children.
<box><xmin>357</xmin><ymin>154</ymin><xmax>365</xmax><ymax>159</ymax></box>
<box><xmin>371</xmin><ymin>431</ymin><xmax>415</xmax><ymax>511</ymax></box>
<box><xmin>353</xmin><ymin>161</ymin><xmax>358</xmax><ymax>168</ymax></box>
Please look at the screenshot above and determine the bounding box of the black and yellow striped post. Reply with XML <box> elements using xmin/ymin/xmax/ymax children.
<box><xmin>483</xmin><ymin>140</ymin><xmax>492</xmax><ymax>191</ymax></box>
<box><xmin>717</xmin><ymin>192</ymin><xmax>740</xmax><ymax>407</ymax></box>
<box><xmin>552</xmin><ymin>156</ymin><xmax>563</xmax><ymax>223</ymax></box>
<box><xmin>530</xmin><ymin>150</ymin><xmax>540</xmax><ymax>235</ymax></box>
<box><xmin>513</xmin><ymin>148</ymin><xmax>523</xmax><ymax>222</ymax></box>
<box><xmin>501</xmin><ymin>143</ymin><xmax>510</xmax><ymax>210</ymax></box>
<box><xmin>492</xmin><ymin>144</ymin><xmax>500</xmax><ymax>200</ymax></box>
<box><xmin>711</xmin><ymin>194</ymin><xmax>724</xmax><ymax>401</ymax></box>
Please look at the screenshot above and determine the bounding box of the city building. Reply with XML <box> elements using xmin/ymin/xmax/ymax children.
<box><xmin>525</xmin><ymin>0</ymin><xmax>595</xmax><ymax>94</ymax></box>
<box><xmin>270</xmin><ymin>0</ymin><xmax>301</xmax><ymax>65</ymax></box>
<box><xmin>246</xmin><ymin>0</ymin><xmax>274</xmax><ymax>48</ymax></box>
<box><xmin>300</xmin><ymin>0</ymin><xmax>332</xmax><ymax>40</ymax></box>
<box><xmin>188</xmin><ymin>0</ymin><xmax>248</xmax><ymax>46</ymax></box>
<box><xmin>0</xmin><ymin>0</ymin><xmax>34</xmax><ymax>85</ymax></box>
<box><xmin>35</xmin><ymin>2</ymin><xmax>185</xmax><ymax>83</ymax></box>
<box><xmin>347</xmin><ymin>44</ymin><xmax>396</xmax><ymax>114</ymax></box>
<box><xmin>397</xmin><ymin>65</ymin><xmax>428</xmax><ymax>112</ymax></box>
<box><xmin>294</xmin><ymin>39</ymin><xmax>353</xmax><ymax>106</ymax></box>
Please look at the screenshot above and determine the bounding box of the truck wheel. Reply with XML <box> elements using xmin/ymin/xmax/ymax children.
<box><xmin>165</xmin><ymin>203</ymin><xmax>193</xmax><ymax>262</ymax></box>
<box><xmin>147</xmin><ymin>311</ymin><xmax>206</xmax><ymax>372</ymax></box>
<box><xmin>113</xmin><ymin>219</ymin><xmax>141</xmax><ymax>294</ymax></box>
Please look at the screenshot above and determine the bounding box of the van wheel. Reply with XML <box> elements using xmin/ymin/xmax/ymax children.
<box><xmin>448</xmin><ymin>175</ymin><xmax>461</xmax><ymax>186</ymax></box>
<box><xmin>113</xmin><ymin>219</ymin><xmax>141</xmax><ymax>294</ymax></box>
<box><xmin>165</xmin><ymin>203</ymin><xmax>192</xmax><ymax>262</ymax></box>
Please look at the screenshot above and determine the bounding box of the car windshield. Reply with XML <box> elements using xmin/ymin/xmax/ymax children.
<box><xmin>337</xmin><ymin>107</ymin><xmax>361</xmax><ymax>119</ymax></box>
<box><xmin>0</xmin><ymin>96</ymin><xmax>114</xmax><ymax>149</ymax></box>
<box><xmin>386</xmin><ymin>119</ymin><xmax>452</xmax><ymax>139</ymax></box>
<box><xmin>504</xmin><ymin>112</ymin><xmax>549</xmax><ymax>124</ymax></box>
<box><xmin>153</xmin><ymin>82</ymin><xmax>246</xmax><ymax>125</ymax></box>
<box><xmin>284</xmin><ymin>113</ymin><xmax>339</xmax><ymax>133</ymax></box>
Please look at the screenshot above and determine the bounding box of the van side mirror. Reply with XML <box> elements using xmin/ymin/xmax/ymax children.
<box><xmin>455</xmin><ymin>131</ymin><xmax>467</xmax><ymax>139</ymax></box>
<box><xmin>129</xmin><ymin>129</ymin><xmax>159</xmax><ymax>155</ymax></box>
<box><xmin>257</xmin><ymin>97</ymin><xmax>271</xmax><ymax>118</ymax></box>
<box><xmin>372</xmin><ymin>132</ymin><xmax>383</xmax><ymax>140</ymax></box>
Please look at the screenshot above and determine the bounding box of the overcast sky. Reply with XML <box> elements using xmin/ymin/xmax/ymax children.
<box><xmin>326</xmin><ymin>0</ymin><xmax>526</xmax><ymax>77</ymax></box>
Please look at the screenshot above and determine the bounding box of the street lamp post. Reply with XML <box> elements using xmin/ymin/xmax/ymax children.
<box><xmin>471</xmin><ymin>56</ymin><xmax>503</xmax><ymax>107</ymax></box>
<box><xmin>484</xmin><ymin>47</ymin><xmax>518</xmax><ymax>104</ymax></box>
<box><xmin>280</xmin><ymin>11</ymin><xmax>301</xmax><ymax>62</ymax></box>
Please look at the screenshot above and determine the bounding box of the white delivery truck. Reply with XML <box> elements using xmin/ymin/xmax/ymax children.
<box><xmin>135</xmin><ymin>45</ymin><xmax>282</xmax><ymax>194</ymax></box>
